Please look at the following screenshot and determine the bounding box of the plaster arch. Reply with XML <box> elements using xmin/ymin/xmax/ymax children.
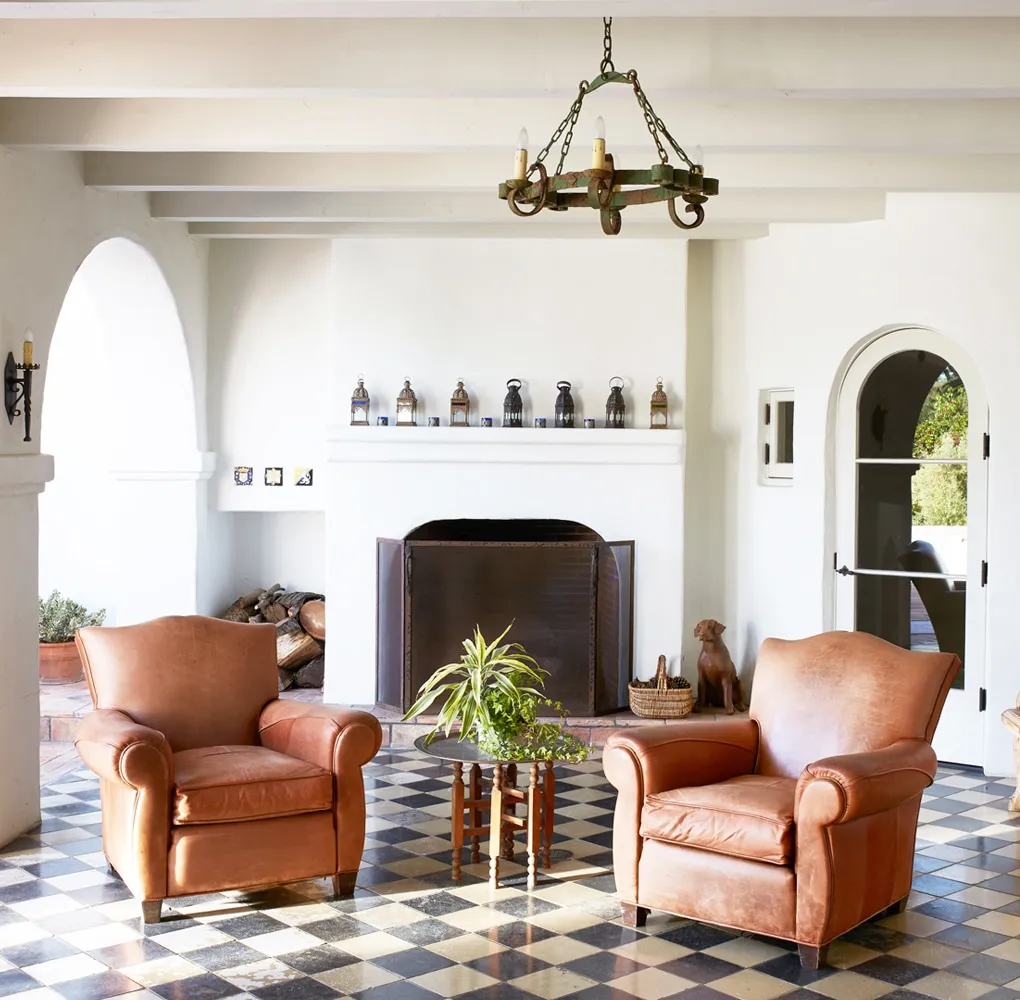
<box><xmin>39</xmin><ymin>236</ymin><xmax>210</xmax><ymax>626</ymax></box>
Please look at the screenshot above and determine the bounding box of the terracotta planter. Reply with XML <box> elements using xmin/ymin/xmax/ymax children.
<box><xmin>39</xmin><ymin>641</ymin><xmax>84</xmax><ymax>684</ymax></box>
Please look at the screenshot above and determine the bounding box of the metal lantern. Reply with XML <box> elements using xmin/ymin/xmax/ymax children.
<box><xmin>554</xmin><ymin>380</ymin><xmax>575</xmax><ymax>428</ymax></box>
<box><xmin>650</xmin><ymin>377</ymin><xmax>668</xmax><ymax>429</ymax></box>
<box><xmin>350</xmin><ymin>377</ymin><xmax>370</xmax><ymax>426</ymax></box>
<box><xmin>605</xmin><ymin>376</ymin><xmax>626</xmax><ymax>428</ymax></box>
<box><xmin>450</xmin><ymin>379</ymin><xmax>470</xmax><ymax>427</ymax></box>
<box><xmin>503</xmin><ymin>378</ymin><xmax>524</xmax><ymax>427</ymax></box>
<box><xmin>396</xmin><ymin>378</ymin><xmax>417</xmax><ymax>426</ymax></box>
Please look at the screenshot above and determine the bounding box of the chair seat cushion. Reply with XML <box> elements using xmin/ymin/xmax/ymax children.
<box><xmin>172</xmin><ymin>745</ymin><xmax>333</xmax><ymax>825</ymax></box>
<box><xmin>640</xmin><ymin>774</ymin><xmax>796</xmax><ymax>865</ymax></box>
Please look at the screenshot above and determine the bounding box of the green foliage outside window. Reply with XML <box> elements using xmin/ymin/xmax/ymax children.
<box><xmin>912</xmin><ymin>368</ymin><xmax>968</xmax><ymax>527</ymax></box>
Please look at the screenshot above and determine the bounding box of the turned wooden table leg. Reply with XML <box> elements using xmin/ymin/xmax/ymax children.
<box><xmin>542</xmin><ymin>760</ymin><xmax>555</xmax><ymax>868</ymax></box>
<box><xmin>502</xmin><ymin>763</ymin><xmax>517</xmax><ymax>861</ymax></box>
<box><xmin>451</xmin><ymin>761</ymin><xmax>465</xmax><ymax>880</ymax></box>
<box><xmin>489</xmin><ymin>763</ymin><xmax>503</xmax><ymax>887</ymax></box>
<box><xmin>469</xmin><ymin>763</ymin><xmax>482</xmax><ymax>865</ymax></box>
<box><xmin>1010</xmin><ymin>735</ymin><xmax>1020</xmax><ymax>812</ymax></box>
<box><xmin>527</xmin><ymin>762</ymin><xmax>541</xmax><ymax>889</ymax></box>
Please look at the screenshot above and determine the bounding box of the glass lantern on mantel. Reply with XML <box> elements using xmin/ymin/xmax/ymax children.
<box><xmin>396</xmin><ymin>378</ymin><xmax>418</xmax><ymax>426</ymax></box>
<box><xmin>350</xmin><ymin>377</ymin><xmax>370</xmax><ymax>426</ymax></box>
<box><xmin>450</xmin><ymin>379</ymin><xmax>470</xmax><ymax>427</ymax></box>
<box><xmin>650</xmin><ymin>377</ymin><xmax>668</xmax><ymax>429</ymax></box>
<box><xmin>503</xmin><ymin>378</ymin><xmax>524</xmax><ymax>427</ymax></box>
<box><xmin>606</xmin><ymin>377</ymin><xmax>626</xmax><ymax>429</ymax></box>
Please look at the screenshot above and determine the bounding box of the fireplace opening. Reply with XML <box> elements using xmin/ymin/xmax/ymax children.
<box><xmin>377</xmin><ymin>519</ymin><xmax>634</xmax><ymax>716</ymax></box>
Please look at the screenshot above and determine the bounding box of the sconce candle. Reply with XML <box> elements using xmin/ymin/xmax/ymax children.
<box><xmin>23</xmin><ymin>331</ymin><xmax>33</xmax><ymax>367</ymax></box>
<box><xmin>514</xmin><ymin>127</ymin><xmax>529</xmax><ymax>181</ymax></box>
<box><xmin>592</xmin><ymin>116</ymin><xmax>607</xmax><ymax>171</ymax></box>
<box><xmin>5</xmin><ymin>332</ymin><xmax>41</xmax><ymax>443</ymax></box>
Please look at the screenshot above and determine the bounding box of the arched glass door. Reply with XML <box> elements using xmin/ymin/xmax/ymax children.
<box><xmin>835</xmin><ymin>331</ymin><xmax>987</xmax><ymax>766</ymax></box>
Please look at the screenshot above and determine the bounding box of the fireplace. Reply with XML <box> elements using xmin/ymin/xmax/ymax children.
<box><xmin>377</xmin><ymin>519</ymin><xmax>634</xmax><ymax>716</ymax></box>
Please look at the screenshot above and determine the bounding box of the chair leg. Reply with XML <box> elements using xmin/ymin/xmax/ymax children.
<box><xmin>332</xmin><ymin>872</ymin><xmax>357</xmax><ymax>899</ymax></box>
<box><xmin>140</xmin><ymin>900</ymin><xmax>162</xmax><ymax>924</ymax></box>
<box><xmin>798</xmin><ymin>944</ymin><xmax>829</xmax><ymax>970</ymax></box>
<box><xmin>882</xmin><ymin>896</ymin><xmax>909</xmax><ymax>917</ymax></box>
<box><xmin>620</xmin><ymin>903</ymin><xmax>649</xmax><ymax>928</ymax></box>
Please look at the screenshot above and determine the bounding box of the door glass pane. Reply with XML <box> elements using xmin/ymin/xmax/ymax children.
<box><xmin>775</xmin><ymin>400</ymin><xmax>794</xmax><ymax>464</ymax></box>
<box><xmin>855</xmin><ymin>573</ymin><xmax>965</xmax><ymax>689</ymax></box>
<box><xmin>856</xmin><ymin>463</ymin><xmax>968</xmax><ymax>571</ymax></box>
<box><xmin>858</xmin><ymin>351</ymin><xmax>968</xmax><ymax>460</ymax></box>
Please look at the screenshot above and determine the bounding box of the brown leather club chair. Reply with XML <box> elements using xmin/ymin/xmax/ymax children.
<box><xmin>73</xmin><ymin>615</ymin><xmax>382</xmax><ymax>923</ymax></box>
<box><xmin>604</xmin><ymin>631</ymin><xmax>959</xmax><ymax>969</ymax></box>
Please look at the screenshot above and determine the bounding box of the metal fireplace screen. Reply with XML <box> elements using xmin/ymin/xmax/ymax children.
<box><xmin>377</xmin><ymin>534</ymin><xmax>633</xmax><ymax>716</ymax></box>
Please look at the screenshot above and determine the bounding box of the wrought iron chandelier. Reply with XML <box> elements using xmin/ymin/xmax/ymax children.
<box><xmin>498</xmin><ymin>18</ymin><xmax>719</xmax><ymax>236</ymax></box>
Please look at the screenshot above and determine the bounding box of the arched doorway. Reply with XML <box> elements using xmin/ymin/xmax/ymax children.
<box><xmin>39</xmin><ymin>237</ymin><xmax>204</xmax><ymax>627</ymax></box>
<box><xmin>833</xmin><ymin>328</ymin><xmax>988</xmax><ymax>766</ymax></box>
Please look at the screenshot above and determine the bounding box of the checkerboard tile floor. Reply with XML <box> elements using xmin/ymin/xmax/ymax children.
<box><xmin>3</xmin><ymin>753</ymin><xmax>1020</xmax><ymax>1000</ymax></box>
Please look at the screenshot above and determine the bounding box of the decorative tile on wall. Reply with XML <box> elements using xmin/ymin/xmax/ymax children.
<box><xmin>233</xmin><ymin>465</ymin><xmax>253</xmax><ymax>486</ymax></box>
<box><xmin>295</xmin><ymin>468</ymin><xmax>314</xmax><ymax>486</ymax></box>
<box><xmin>264</xmin><ymin>466</ymin><xmax>284</xmax><ymax>486</ymax></box>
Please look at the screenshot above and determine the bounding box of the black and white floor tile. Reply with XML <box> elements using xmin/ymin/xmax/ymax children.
<box><xmin>3</xmin><ymin>752</ymin><xmax>1020</xmax><ymax>999</ymax></box>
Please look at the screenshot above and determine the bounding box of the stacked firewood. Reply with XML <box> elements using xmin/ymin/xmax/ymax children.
<box><xmin>220</xmin><ymin>585</ymin><xmax>326</xmax><ymax>690</ymax></box>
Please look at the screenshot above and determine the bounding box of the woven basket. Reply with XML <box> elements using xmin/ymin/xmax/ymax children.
<box><xmin>629</xmin><ymin>655</ymin><xmax>693</xmax><ymax>719</ymax></box>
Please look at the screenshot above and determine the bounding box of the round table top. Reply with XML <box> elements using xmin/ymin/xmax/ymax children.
<box><xmin>413</xmin><ymin>733</ymin><xmax>555</xmax><ymax>765</ymax></box>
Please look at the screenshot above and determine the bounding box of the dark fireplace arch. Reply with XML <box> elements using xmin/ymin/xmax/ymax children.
<box><xmin>377</xmin><ymin>519</ymin><xmax>633</xmax><ymax>716</ymax></box>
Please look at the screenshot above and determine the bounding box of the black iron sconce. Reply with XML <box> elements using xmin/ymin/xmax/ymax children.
<box><xmin>350</xmin><ymin>377</ymin><xmax>370</xmax><ymax>426</ymax></box>
<box><xmin>5</xmin><ymin>333</ymin><xmax>39</xmax><ymax>442</ymax></box>
<box><xmin>450</xmin><ymin>379</ymin><xmax>470</xmax><ymax>427</ymax></box>
<box><xmin>605</xmin><ymin>376</ymin><xmax>626</xmax><ymax>428</ymax></box>
<box><xmin>503</xmin><ymin>378</ymin><xmax>524</xmax><ymax>427</ymax></box>
<box><xmin>555</xmin><ymin>380</ymin><xmax>575</xmax><ymax>428</ymax></box>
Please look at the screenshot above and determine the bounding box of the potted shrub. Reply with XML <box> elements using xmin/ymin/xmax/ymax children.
<box><xmin>403</xmin><ymin>622</ymin><xmax>590</xmax><ymax>763</ymax></box>
<box><xmin>39</xmin><ymin>590</ymin><xmax>106</xmax><ymax>684</ymax></box>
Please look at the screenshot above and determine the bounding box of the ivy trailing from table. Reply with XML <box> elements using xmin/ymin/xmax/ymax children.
<box><xmin>402</xmin><ymin>622</ymin><xmax>591</xmax><ymax>763</ymax></box>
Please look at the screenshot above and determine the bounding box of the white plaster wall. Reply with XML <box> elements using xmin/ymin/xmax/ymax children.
<box><xmin>208</xmin><ymin>240</ymin><xmax>329</xmax><ymax>513</ymax></box>
<box><xmin>326</xmin><ymin>238</ymin><xmax>687</xmax><ymax>705</ymax></box>
<box><xmin>705</xmin><ymin>194</ymin><xmax>1020</xmax><ymax>776</ymax></box>
<box><xmin>230</xmin><ymin>512</ymin><xmax>327</xmax><ymax>596</ymax></box>
<box><xmin>0</xmin><ymin>149</ymin><xmax>207</xmax><ymax>847</ymax></box>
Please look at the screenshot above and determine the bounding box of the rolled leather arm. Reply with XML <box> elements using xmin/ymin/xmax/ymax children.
<box><xmin>259</xmin><ymin>700</ymin><xmax>383</xmax><ymax>773</ymax></box>
<box><xmin>74</xmin><ymin>709</ymin><xmax>173</xmax><ymax>789</ymax></box>
<box><xmin>604</xmin><ymin>718</ymin><xmax>759</xmax><ymax>796</ymax></box>
<box><xmin>795</xmin><ymin>738</ymin><xmax>937</xmax><ymax>826</ymax></box>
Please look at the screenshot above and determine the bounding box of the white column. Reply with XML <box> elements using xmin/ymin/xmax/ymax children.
<box><xmin>0</xmin><ymin>454</ymin><xmax>54</xmax><ymax>848</ymax></box>
<box><xmin>108</xmin><ymin>452</ymin><xmax>216</xmax><ymax>623</ymax></box>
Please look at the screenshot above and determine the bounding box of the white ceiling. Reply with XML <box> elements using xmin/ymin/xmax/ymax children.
<box><xmin>3</xmin><ymin>8</ymin><xmax>1020</xmax><ymax>237</ymax></box>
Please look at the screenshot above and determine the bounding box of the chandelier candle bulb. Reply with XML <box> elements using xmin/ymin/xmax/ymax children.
<box><xmin>592</xmin><ymin>116</ymin><xmax>607</xmax><ymax>170</ymax></box>
<box><xmin>514</xmin><ymin>127</ymin><xmax>529</xmax><ymax>181</ymax></box>
<box><xmin>22</xmin><ymin>330</ymin><xmax>33</xmax><ymax>367</ymax></box>
<box><xmin>692</xmin><ymin>145</ymin><xmax>704</xmax><ymax>170</ymax></box>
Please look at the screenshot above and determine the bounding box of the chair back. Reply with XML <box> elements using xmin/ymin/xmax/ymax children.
<box><xmin>76</xmin><ymin>615</ymin><xmax>278</xmax><ymax>751</ymax></box>
<box><xmin>750</xmin><ymin>631</ymin><xmax>959</xmax><ymax>779</ymax></box>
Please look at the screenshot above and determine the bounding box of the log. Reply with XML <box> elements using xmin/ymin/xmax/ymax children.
<box><xmin>293</xmin><ymin>655</ymin><xmax>325</xmax><ymax>688</ymax></box>
<box><xmin>299</xmin><ymin>600</ymin><xmax>326</xmax><ymax>641</ymax></box>
<box><xmin>257</xmin><ymin>584</ymin><xmax>284</xmax><ymax>615</ymax></box>
<box><xmin>277</xmin><ymin>591</ymin><xmax>325</xmax><ymax>612</ymax></box>
<box><xmin>278</xmin><ymin>668</ymin><xmax>294</xmax><ymax>692</ymax></box>
<box><xmin>262</xmin><ymin>602</ymin><xmax>288</xmax><ymax>624</ymax></box>
<box><xmin>276</xmin><ymin>616</ymin><xmax>323</xmax><ymax>670</ymax></box>
<box><xmin>220</xmin><ymin>585</ymin><xmax>266</xmax><ymax>623</ymax></box>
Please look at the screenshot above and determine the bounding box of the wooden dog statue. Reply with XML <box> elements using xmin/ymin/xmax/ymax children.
<box><xmin>694</xmin><ymin>619</ymin><xmax>746</xmax><ymax>714</ymax></box>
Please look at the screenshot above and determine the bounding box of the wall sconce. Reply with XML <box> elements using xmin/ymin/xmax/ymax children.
<box><xmin>5</xmin><ymin>331</ymin><xmax>39</xmax><ymax>443</ymax></box>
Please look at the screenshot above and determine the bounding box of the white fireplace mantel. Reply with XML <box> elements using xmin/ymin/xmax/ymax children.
<box><xmin>325</xmin><ymin>425</ymin><xmax>684</xmax><ymax>466</ymax></box>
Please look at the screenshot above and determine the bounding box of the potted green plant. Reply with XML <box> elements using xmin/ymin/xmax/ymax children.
<box><xmin>403</xmin><ymin>622</ymin><xmax>590</xmax><ymax>763</ymax></box>
<box><xmin>39</xmin><ymin>590</ymin><xmax>106</xmax><ymax>684</ymax></box>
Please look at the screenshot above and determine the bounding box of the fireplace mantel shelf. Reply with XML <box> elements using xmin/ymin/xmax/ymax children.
<box><xmin>326</xmin><ymin>426</ymin><xmax>684</xmax><ymax>465</ymax></box>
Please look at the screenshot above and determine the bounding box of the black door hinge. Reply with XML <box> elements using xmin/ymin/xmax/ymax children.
<box><xmin>979</xmin><ymin>687</ymin><xmax>987</xmax><ymax>712</ymax></box>
<box><xmin>764</xmin><ymin>443</ymin><xmax>771</xmax><ymax>465</ymax></box>
<box><xmin>982</xmin><ymin>560</ymin><xmax>988</xmax><ymax>586</ymax></box>
<box><xmin>764</xmin><ymin>403</ymin><xmax>771</xmax><ymax>425</ymax></box>
<box><xmin>984</xmin><ymin>432</ymin><xmax>990</xmax><ymax>459</ymax></box>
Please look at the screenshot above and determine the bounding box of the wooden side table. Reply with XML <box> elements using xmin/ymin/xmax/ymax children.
<box><xmin>414</xmin><ymin>735</ymin><xmax>557</xmax><ymax>889</ymax></box>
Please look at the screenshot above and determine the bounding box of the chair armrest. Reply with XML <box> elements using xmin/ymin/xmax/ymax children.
<box><xmin>74</xmin><ymin>709</ymin><xmax>173</xmax><ymax>790</ymax></box>
<box><xmin>259</xmin><ymin>700</ymin><xmax>382</xmax><ymax>773</ymax></box>
<box><xmin>795</xmin><ymin>738</ymin><xmax>936</xmax><ymax>826</ymax></box>
<box><xmin>604</xmin><ymin>718</ymin><xmax>759</xmax><ymax>796</ymax></box>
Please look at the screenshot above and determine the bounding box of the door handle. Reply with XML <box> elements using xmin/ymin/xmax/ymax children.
<box><xmin>836</xmin><ymin>564</ymin><xmax>855</xmax><ymax>577</ymax></box>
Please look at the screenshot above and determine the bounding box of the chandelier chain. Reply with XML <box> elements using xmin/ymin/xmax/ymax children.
<box><xmin>600</xmin><ymin>17</ymin><xmax>615</xmax><ymax>75</ymax></box>
<box><xmin>534</xmin><ymin>81</ymin><xmax>587</xmax><ymax>177</ymax></box>
<box><xmin>629</xmin><ymin>72</ymin><xmax>693</xmax><ymax>168</ymax></box>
